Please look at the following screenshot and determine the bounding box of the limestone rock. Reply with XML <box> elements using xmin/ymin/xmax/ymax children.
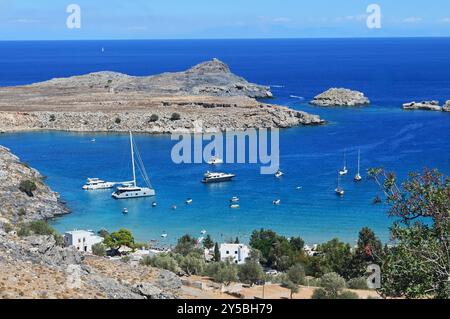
<box><xmin>29</xmin><ymin>58</ymin><xmax>273</xmax><ymax>99</ymax></box>
<box><xmin>443</xmin><ymin>100</ymin><xmax>450</xmax><ymax>112</ymax></box>
<box><xmin>0</xmin><ymin>146</ymin><xmax>69</xmax><ymax>223</ymax></box>
<box><xmin>402</xmin><ymin>101</ymin><xmax>442</xmax><ymax>111</ymax></box>
<box><xmin>310</xmin><ymin>88</ymin><xmax>370</xmax><ymax>107</ymax></box>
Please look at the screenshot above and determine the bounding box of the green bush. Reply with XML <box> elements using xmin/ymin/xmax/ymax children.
<box><xmin>149</xmin><ymin>114</ymin><xmax>159</xmax><ymax>122</ymax></box>
<box><xmin>49</xmin><ymin>114</ymin><xmax>56</xmax><ymax>122</ymax></box>
<box><xmin>287</xmin><ymin>264</ymin><xmax>306</xmax><ymax>285</ymax></box>
<box><xmin>170</xmin><ymin>113</ymin><xmax>181</xmax><ymax>121</ymax></box>
<box><xmin>319</xmin><ymin>272</ymin><xmax>346</xmax><ymax>298</ymax></box>
<box><xmin>145</xmin><ymin>253</ymin><xmax>180</xmax><ymax>273</ymax></box>
<box><xmin>17</xmin><ymin>224</ymin><xmax>31</xmax><ymax>237</ymax></box>
<box><xmin>54</xmin><ymin>233</ymin><xmax>65</xmax><ymax>247</ymax></box>
<box><xmin>115</xmin><ymin>117</ymin><xmax>121</xmax><ymax>124</ymax></box>
<box><xmin>28</xmin><ymin>220</ymin><xmax>55</xmax><ymax>236</ymax></box>
<box><xmin>178</xmin><ymin>253</ymin><xmax>205</xmax><ymax>276</ymax></box>
<box><xmin>347</xmin><ymin>277</ymin><xmax>369</xmax><ymax>290</ymax></box>
<box><xmin>19</xmin><ymin>180</ymin><xmax>37</xmax><ymax>197</ymax></box>
<box><xmin>311</xmin><ymin>288</ymin><xmax>328</xmax><ymax>299</ymax></box>
<box><xmin>92</xmin><ymin>243</ymin><xmax>107</xmax><ymax>257</ymax></box>
<box><xmin>140</xmin><ymin>255</ymin><xmax>152</xmax><ymax>266</ymax></box>
<box><xmin>204</xmin><ymin>262</ymin><xmax>238</xmax><ymax>285</ymax></box>
<box><xmin>238</xmin><ymin>260</ymin><xmax>265</xmax><ymax>285</ymax></box>
<box><xmin>338</xmin><ymin>291</ymin><xmax>359</xmax><ymax>299</ymax></box>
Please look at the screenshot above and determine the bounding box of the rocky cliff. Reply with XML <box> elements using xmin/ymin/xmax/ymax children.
<box><xmin>0</xmin><ymin>146</ymin><xmax>68</xmax><ymax>223</ymax></box>
<box><xmin>310</xmin><ymin>88</ymin><xmax>370</xmax><ymax>107</ymax></box>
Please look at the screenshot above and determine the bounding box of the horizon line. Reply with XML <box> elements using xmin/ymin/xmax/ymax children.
<box><xmin>1</xmin><ymin>35</ymin><xmax>450</xmax><ymax>42</ymax></box>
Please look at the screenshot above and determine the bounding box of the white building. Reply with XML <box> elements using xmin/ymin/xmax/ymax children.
<box><xmin>219</xmin><ymin>243</ymin><xmax>250</xmax><ymax>264</ymax></box>
<box><xmin>64</xmin><ymin>230</ymin><xmax>104</xmax><ymax>253</ymax></box>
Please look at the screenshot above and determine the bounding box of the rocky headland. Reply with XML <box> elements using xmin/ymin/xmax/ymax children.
<box><xmin>0</xmin><ymin>59</ymin><xmax>324</xmax><ymax>133</ymax></box>
<box><xmin>309</xmin><ymin>88</ymin><xmax>370</xmax><ymax>107</ymax></box>
<box><xmin>0</xmin><ymin>146</ymin><xmax>182</xmax><ymax>299</ymax></box>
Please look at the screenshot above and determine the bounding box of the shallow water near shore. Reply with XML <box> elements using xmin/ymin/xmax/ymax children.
<box><xmin>1</xmin><ymin>38</ymin><xmax>449</xmax><ymax>245</ymax></box>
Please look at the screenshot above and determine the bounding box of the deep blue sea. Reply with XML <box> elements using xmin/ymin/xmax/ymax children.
<box><xmin>0</xmin><ymin>38</ymin><xmax>449</xmax><ymax>245</ymax></box>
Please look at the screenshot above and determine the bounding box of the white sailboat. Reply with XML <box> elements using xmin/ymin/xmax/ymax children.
<box><xmin>339</xmin><ymin>150</ymin><xmax>348</xmax><ymax>176</ymax></box>
<box><xmin>112</xmin><ymin>132</ymin><xmax>156</xmax><ymax>199</ymax></box>
<box><xmin>335</xmin><ymin>173</ymin><xmax>345</xmax><ymax>196</ymax></box>
<box><xmin>354</xmin><ymin>150</ymin><xmax>362</xmax><ymax>182</ymax></box>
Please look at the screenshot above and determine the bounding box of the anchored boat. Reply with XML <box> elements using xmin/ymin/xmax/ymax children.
<box><xmin>354</xmin><ymin>150</ymin><xmax>362</xmax><ymax>182</ymax></box>
<box><xmin>82</xmin><ymin>178</ymin><xmax>115</xmax><ymax>190</ymax></box>
<box><xmin>112</xmin><ymin>132</ymin><xmax>156</xmax><ymax>199</ymax></box>
<box><xmin>202</xmin><ymin>171</ymin><xmax>235</xmax><ymax>183</ymax></box>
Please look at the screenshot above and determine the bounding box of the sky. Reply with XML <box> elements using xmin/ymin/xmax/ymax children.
<box><xmin>1</xmin><ymin>0</ymin><xmax>450</xmax><ymax>40</ymax></box>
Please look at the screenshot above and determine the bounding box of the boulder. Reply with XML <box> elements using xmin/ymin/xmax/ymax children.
<box><xmin>443</xmin><ymin>100</ymin><xmax>450</xmax><ymax>112</ymax></box>
<box><xmin>402</xmin><ymin>101</ymin><xmax>442</xmax><ymax>111</ymax></box>
<box><xmin>310</xmin><ymin>88</ymin><xmax>370</xmax><ymax>107</ymax></box>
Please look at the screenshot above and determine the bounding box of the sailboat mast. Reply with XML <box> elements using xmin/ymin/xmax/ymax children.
<box><xmin>130</xmin><ymin>131</ymin><xmax>136</xmax><ymax>187</ymax></box>
<box><xmin>357</xmin><ymin>150</ymin><xmax>361</xmax><ymax>175</ymax></box>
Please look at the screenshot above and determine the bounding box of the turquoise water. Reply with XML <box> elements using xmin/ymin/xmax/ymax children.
<box><xmin>1</xmin><ymin>39</ymin><xmax>449</xmax><ymax>245</ymax></box>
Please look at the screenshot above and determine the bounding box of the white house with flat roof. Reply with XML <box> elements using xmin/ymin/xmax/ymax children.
<box><xmin>64</xmin><ymin>230</ymin><xmax>103</xmax><ymax>253</ymax></box>
<box><xmin>219</xmin><ymin>243</ymin><xmax>250</xmax><ymax>264</ymax></box>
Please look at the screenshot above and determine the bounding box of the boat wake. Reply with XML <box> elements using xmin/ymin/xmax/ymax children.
<box><xmin>289</xmin><ymin>95</ymin><xmax>304</xmax><ymax>100</ymax></box>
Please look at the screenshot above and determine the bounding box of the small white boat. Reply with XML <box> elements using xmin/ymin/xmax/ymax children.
<box><xmin>171</xmin><ymin>205</ymin><xmax>177</xmax><ymax>210</ymax></box>
<box><xmin>230</xmin><ymin>196</ymin><xmax>240</xmax><ymax>203</ymax></box>
<box><xmin>207</xmin><ymin>156</ymin><xmax>224</xmax><ymax>165</ymax></box>
<box><xmin>152</xmin><ymin>201</ymin><xmax>157</xmax><ymax>207</ymax></box>
<box><xmin>82</xmin><ymin>178</ymin><xmax>115</xmax><ymax>190</ymax></box>
<box><xmin>91</xmin><ymin>138</ymin><xmax>96</xmax><ymax>142</ymax></box>
<box><xmin>185</xmin><ymin>198</ymin><xmax>193</xmax><ymax>205</ymax></box>
<box><xmin>335</xmin><ymin>173</ymin><xmax>345</xmax><ymax>196</ymax></box>
<box><xmin>230</xmin><ymin>204</ymin><xmax>240</xmax><ymax>209</ymax></box>
<box><xmin>161</xmin><ymin>233</ymin><xmax>167</xmax><ymax>238</ymax></box>
<box><xmin>122</xmin><ymin>208</ymin><xmax>128</xmax><ymax>214</ymax></box>
<box><xmin>200</xmin><ymin>230</ymin><xmax>207</xmax><ymax>235</ymax></box>
<box><xmin>296</xmin><ymin>186</ymin><xmax>302</xmax><ymax>190</ymax></box>
<box><xmin>273</xmin><ymin>199</ymin><xmax>281</xmax><ymax>205</ymax></box>
<box><xmin>275</xmin><ymin>170</ymin><xmax>284</xmax><ymax>178</ymax></box>
<box><xmin>354</xmin><ymin>150</ymin><xmax>362</xmax><ymax>182</ymax></box>
<box><xmin>339</xmin><ymin>150</ymin><xmax>348</xmax><ymax>176</ymax></box>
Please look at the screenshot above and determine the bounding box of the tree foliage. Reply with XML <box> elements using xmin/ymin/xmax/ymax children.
<box><xmin>238</xmin><ymin>260</ymin><xmax>265</xmax><ymax>285</ymax></box>
<box><xmin>369</xmin><ymin>168</ymin><xmax>450</xmax><ymax>299</ymax></box>
<box><xmin>249</xmin><ymin>229</ymin><xmax>305</xmax><ymax>270</ymax></box>
<box><xmin>103</xmin><ymin>229</ymin><xmax>135</xmax><ymax>249</ymax></box>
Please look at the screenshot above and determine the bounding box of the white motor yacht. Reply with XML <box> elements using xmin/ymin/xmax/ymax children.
<box><xmin>82</xmin><ymin>178</ymin><xmax>115</xmax><ymax>190</ymax></box>
<box><xmin>202</xmin><ymin>171</ymin><xmax>236</xmax><ymax>183</ymax></box>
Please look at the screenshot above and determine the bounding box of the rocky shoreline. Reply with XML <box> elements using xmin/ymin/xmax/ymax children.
<box><xmin>0</xmin><ymin>59</ymin><xmax>324</xmax><ymax>133</ymax></box>
<box><xmin>310</xmin><ymin>88</ymin><xmax>370</xmax><ymax>107</ymax></box>
<box><xmin>0</xmin><ymin>146</ymin><xmax>181</xmax><ymax>299</ymax></box>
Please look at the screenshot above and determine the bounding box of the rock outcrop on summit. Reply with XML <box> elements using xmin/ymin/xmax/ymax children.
<box><xmin>30</xmin><ymin>58</ymin><xmax>273</xmax><ymax>99</ymax></box>
<box><xmin>310</xmin><ymin>88</ymin><xmax>370</xmax><ymax>107</ymax></box>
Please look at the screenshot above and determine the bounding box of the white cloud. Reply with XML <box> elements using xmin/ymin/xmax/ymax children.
<box><xmin>334</xmin><ymin>14</ymin><xmax>367</xmax><ymax>23</ymax></box>
<box><xmin>402</xmin><ymin>17</ymin><xmax>423</xmax><ymax>24</ymax></box>
<box><xmin>13</xmin><ymin>18</ymin><xmax>39</xmax><ymax>24</ymax></box>
<box><xmin>439</xmin><ymin>17</ymin><xmax>450</xmax><ymax>24</ymax></box>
